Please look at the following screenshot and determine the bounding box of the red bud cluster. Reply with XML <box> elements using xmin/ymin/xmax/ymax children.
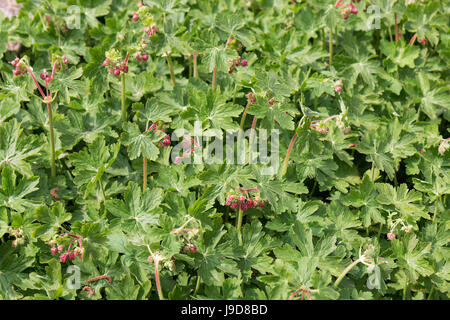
<box><xmin>48</xmin><ymin>233</ymin><xmax>85</xmax><ymax>263</ymax></box>
<box><xmin>336</xmin><ymin>1</ymin><xmax>359</xmax><ymax>19</ymax></box>
<box><xmin>229</xmin><ymin>56</ymin><xmax>248</xmax><ymax>74</ymax></box>
<box><xmin>247</xmin><ymin>92</ymin><xmax>256</xmax><ymax>103</ymax></box>
<box><xmin>10</xmin><ymin>57</ymin><xmax>26</xmax><ymax>77</ymax></box>
<box><xmin>103</xmin><ymin>54</ymin><xmax>129</xmax><ymax>76</ymax></box>
<box><xmin>225</xmin><ymin>188</ymin><xmax>265</xmax><ymax>212</ymax></box>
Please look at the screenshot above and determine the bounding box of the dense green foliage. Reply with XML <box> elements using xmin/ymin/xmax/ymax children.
<box><xmin>0</xmin><ymin>0</ymin><xmax>449</xmax><ymax>300</ymax></box>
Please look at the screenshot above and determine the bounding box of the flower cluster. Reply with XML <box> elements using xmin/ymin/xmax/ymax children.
<box><xmin>9</xmin><ymin>57</ymin><xmax>26</xmax><ymax>76</ymax></box>
<box><xmin>386</xmin><ymin>213</ymin><xmax>413</xmax><ymax>240</ymax></box>
<box><xmin>8</xmin><ymin>227</ymin><xmax>26</xmax><ymax>247</ymax></box>
<box><xmin>335</xmin><ymin>0</ymin><xmax>359</xmax><ymax>19</ymax></box>
<box><xmin>225</xmin><ymin>188</ymin><xmax>265</xmax><ymax>211</ymax></box>
<box><xmin>247</xmin><ymin>92</ymin><xmax>256</xmax><ymax>104</ymax></box>
<box><xmin>47</xmin><ymin>233</ymin><xmax>85</xmax><ymax>263</ymax></box>
<box><xmin>172</xmin><ymin>226</ymin><xmax>199</xmax><ymax>254</ymax></box>
<box><xmin>103</xmin><ymin>49</ymin><xmax>129</xmax><ymax>76</ymax></box>
<box><xmin>228</xmin><ymin>56</ymin><xmax>248</xmax><ymax>74</ymax></box>
<box><xmin>148</xmin><ymin>121</ymin><xmax>171</xmax><ymax>147</ymax></box>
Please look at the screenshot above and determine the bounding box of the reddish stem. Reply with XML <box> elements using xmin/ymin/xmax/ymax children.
<box><xmin>24</xmin><ymin>65</ymin><xmax>46</xmax><ymax>99</ymax></box>
<box><xmin>409</xmin><ymin>33</ymin><xmax>417</xmax><ymax>46</ymax></box>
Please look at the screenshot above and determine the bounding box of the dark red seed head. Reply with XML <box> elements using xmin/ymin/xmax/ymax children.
<box><xmin>241</xmin><ymin>59</ymin><xmax>247</xmax><ymax>66</ymax></box>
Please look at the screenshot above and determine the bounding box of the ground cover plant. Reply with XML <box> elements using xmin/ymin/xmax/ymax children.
<box><xmin>0</xmin><ymin>0</ymin><xmax>449</xmax><ymax>300</ymax></box>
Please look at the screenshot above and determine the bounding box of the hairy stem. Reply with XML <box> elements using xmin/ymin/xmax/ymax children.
<box><xmin>155</xmin><ymin>261</ymin><xmax>164</xmax><ymax>300</ymax></box>
<box><xmin>47</xmin><ymin>103</ymin><xmax>56</xmax><ymax>177</ymax></box>
<box><xmin>194</xmin><ymin>275</ymin><xmax>201</xmax><ymax>295</ymax></box>
<box><xmin>329</xmin><ymin>27</ymin><xmax>333</xmax><ymax>67</ymax></box>
<box><xmin>193</xmin><ymin>50</ymin><xmax>198</xmax><ymax>78</ymax></box>
<box><xmin>394</xmin><ymin>13</ymin><xmax>398</xmax><ymax>42</ymax></box>
<box><xmin>143</xmin><ymin>157</ymin><xmax>147</xmax><ymax>190</ymax></box>
<box><xmin>166</xmin><ymin>53</ymin><xmax>176</xmax><ymax>87</ymax></box>
<box><xmin>334</xmin><ymin>258</ymin><xmax>361</xmax><ymax>288</ymax></box>
<box><xmin>282</xmin><ymin>133</ymin><xmax>298</xmax><ymax>177</ymax></box>
<box><xmin>121</xmin><ymin>73</ymin><xmax>126</xmax><ymax>124</ymax></box>
<box><xmin>143</xmin><ymin>121</ymin><xmax>150</xmax><ymax>190</ymax></box>
<box><xmin>239</xmin><ymin>101</ymin><xmax>251</xmax><ymax>131</ymax></box>
<box><xmin>212</xmin><ymin>64</ymin><xmax>217</xmax><ymax>89</ymax></box>
<box><xmin>236</xmin><ymin>207</ymin><xmax>244</xmax><ymax>230</ymax></box>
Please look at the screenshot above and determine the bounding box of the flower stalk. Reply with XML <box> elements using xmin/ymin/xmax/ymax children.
<box><xmin>212</xmin><ymin>64</ymin><xmax>217</xmax><ymax>89</ymax></box>
<box><xmin>22</xmin><ymin>60</ymin><xmax>59</xmax><ymax>177</ymax></box>
<box><xmin>193</xmin><ymin>50</ymin><xmax>198</xmax><ymax>78</ymax></box>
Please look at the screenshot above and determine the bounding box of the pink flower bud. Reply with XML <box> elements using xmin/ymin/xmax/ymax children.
<box><xmin>420</xmin><ymin>38</ymin><xmax>426</xmax><ymax>44</ymax></box>
<box><xmin>114</xmin><ymin>69</ymin><xmax>120</xmax><ymax>76</ymax></box>
<box><xmin>147</xmin><ymin>256</ymin><xmax>153</xmax><ymax>263</ymax></box>
<box><xmin>230</xmin><ymin>202</ymin><xmax>238</xmax><ymax>209</ymax></box>
<box><xmin>103</xmin><ymin>58</ymin><xmax>110</xmax><ymax>66</ymax></box>
<box><xmin>351</xmin><ymin>7</ymin><xmax>358</xmax><ymax>14</ymax></box>
<box><xmin>387</xmin><ymin>233</ymin><xmax>396</xmax><ymax>240</ymax></box>
<box><xmin>51</xmin><ymin>247</ymin><xmax>58</xmax><ymax>256</ymax></box>
<box><xmin>142</xmin><ymin>54</ymin><xmax>149</xmax><ymax>61</ymax></box>
<box><xmin>335</xmin><ymin>85</ymin><xmax>343</xmax><ymax>93</ymax></box>
<box><xmin>190</xmin><ymin>244</ymin><xmax>197</xmax><ymax>253</ymax></box>
<box><xmin>240</xmin><ymin>59</ymin><xmax>247</xmax><ymax>66</ymax></box>
<box><xmin>58</xmin><ymin>244</ymin><xmax>64</xmax><ymax>252</ymax></box>
<box><xmin>60</xmin><ymin>253</ymin><xmax>68</xmax><ymax>263</ymax></box>
<box><xmin>69</xmin><ymin>252</ymin><xmax>76</xmax><ymax>261</ymax></box>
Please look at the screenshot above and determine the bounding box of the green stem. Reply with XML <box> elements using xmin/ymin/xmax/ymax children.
<box><xmin>329</xmin><ymin>27</ymin><xmax>333</xmax><ymax>67</ymax></box>
<box><xmin>143</xmin><ymin>121</ymin><xmax>149</xmax><ymax>191</ymax></box>
<box><xmin>47</xmin><ymin>103</ymin><xmax>56</xmax><ymax>177</ymax></box>
<box><xmin>334</xmin><ymin>258</ymin><xmax>361</xmax><ymax>288</ymax></box>
<box><xmin>166</xmin><ymin>54</ymin><xmax>176</xmax><ymax>87</ymax></box>
<box><xmin>388</xmin><ymin>24</ymin><xmax>393</xmax><ymax>42</ymax></box>
<box><xmin>394</xmin><ymin>13</ymin><xmax>398</xmax><ymax>43</ymax></box>
<box><xmin>311</xmin><ymin>180</ymin><xmax>317</xmax><ymax>195</ymax></box>
<box><xmin>193</xmin><ymin>50</ymin><xmax>198</xmax><ymax>78</ymax></box>
<box><xmin>371</xmin><ymin>161</ymin><xmax>375</xmax><ymax>181</ymax></box>
<box><xmin>239</xmin><ymin>101</ymin><xmax>251</xmax><ymax>131</ymax></box>
<box><xmin>377</xmin><ymin>223</ymin><xmax>383</xmax><ymax>240</ymax></box>
<box><xmin>282</xmin><ymin>133</ymin><xmax>298</xmax><ymax>177</ymax></box>
<box><xmin>121</xmin><ymin>73</ymin><xmax>126</xmax><ymax>124</ymax></box>
<box><xmin>212</xmin><ymin>64</ymin><xmax>217</xmax><ymax>90</ymax></box>
<box><xmin>143</xmin><ymin>157</ymin><xmax>147</xmax><ymax>190</ymax></box>
<box><xmin>236</xmin><ymin>207</ymin><xmax>244</xmax><ymax>230</ymax></box>
<box><xmin>194</xmin><ymin>275</ymin><xmax>201</xmax><ymax>295</ymax></box>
